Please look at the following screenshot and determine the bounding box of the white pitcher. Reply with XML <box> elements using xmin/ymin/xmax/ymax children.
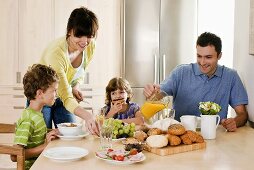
<box><xmin>201</xmin><ymin>115</ymin><xmax>220</xmax><ymax>139</ymax></box>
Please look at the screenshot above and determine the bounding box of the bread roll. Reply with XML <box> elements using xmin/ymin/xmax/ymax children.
<box><xmin>146</xmin><ymin>135</ymin><xmax>168</xmax><ymax>148</ymax></box>
<box><xmin>166</xmin><ymin>134</ymin><xmax>181</xmax><ymax>146</ymax></box>
<box><xmin>124</xmin><ymin>137</ymin><xmax>139</xmax><ymax>144</ymax></box>
<box><xmin>168</xmin><ymin>124</ymin><xmax>186</xmax><ymax>136</ymax></box>
<box><xmin>195</xmin><ymin>133</ymin><xmax>204</xmax><ymax>143</ymax></box>
<box><xmin>185</xmin><ymin>130</ymin><xmax>204</xmax><ymax>143</ymax></box>
<box><xmin>147</xmin><ymin>128</ymin><xmax>162</xmax><ymax>136</ymax></box>
<box><xmin>138</xmin><ymin>124</ymin><xmax>150</xmax><ymax>133</ymax></box>
<box><xmin>180</xmin><ymin>133</ymin><xmax>192</xmax><ymax>145</ymax></box>
<box><xmin>185</xmin><ymin>130</ymin><xmax>198</xmax><ymax>142</ymax></box>
<box><xmin>134</xmin><ymin>130</ymin><xmax>148</xmax><ymax>142</ymax></box>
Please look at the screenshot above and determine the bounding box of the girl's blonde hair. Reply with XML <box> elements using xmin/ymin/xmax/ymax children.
<box><xmin>105</xmin><ymin>77</ymin><xmax>133</xmax><ymax>105</ymax></box>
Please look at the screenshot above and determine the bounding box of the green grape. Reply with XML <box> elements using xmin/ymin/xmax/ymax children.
<box><xmin>130</xmin><ymin>122</ymin><xmax>135</xmax><ymax>128</ymax></box>
<box><xmin>130</xmin><ymin>127</ymin><xmax>135</xmax><ymax>132</ymax></box>
<box><xmin>125</xmin><ymin>125</ymin><xmax>130</xmax><ymax>131</ymax></box>
<box><xmin>129</xmin><ymin>132</ymin><xmax>134</xmax><ymax>137</ymax></box>
<box><xmin>119</xmin><ymin>129</ymin><xmax>124</xmax><ymax>135</ymax></box>
<box><xmin>113</xmin><ymin>129</ymin><xmax>118</xmax><ymax>135</ymax></box>
<box><xmin>116</xmin><ymin>119</ymin><xmax>122</xmax><ymax>124</ymax></box>
<box><xmin>107</xmin><ymin>119</ymin><xmax>138</xmax><ymax>139</ymax></box>
<box><xmin>124</xmin><ymin>128</ymin><xmax>129</xmax><ymax>134</ymax></box>
<box><xmin>104</xmin><ymin>118</ymin><xmax>113</xmax><ymax>127</ymax></box>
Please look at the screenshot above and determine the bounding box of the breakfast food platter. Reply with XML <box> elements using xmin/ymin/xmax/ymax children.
<box><xmin>95</xmin><ymin>149</ymin><xmax>146</xmax><ymax>165</ymax></box>
<box><xmin>131</xmin><ymin>122</ymin><xmax>206</xmax><ymax>156</ymax></box>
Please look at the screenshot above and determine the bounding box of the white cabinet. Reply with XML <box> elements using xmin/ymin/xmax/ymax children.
<box><xmin>0</xmin><ymin>87</ymin><xmax>26</xmax><ymax>124</ymax></box>
<box><xmin>0</xmin><ymin>0</ymin><xmax>18</xmax><ymax>85</ymax></box>
<box><xmin>0</xmin><ymin>0</ymin><xmax>54</xmax><ymax>85</ymax></box>
<box><xmin>79</xmin><ymin>86</ymin><xmax>105</xmax><ymax>109</ymax></box>
<box><xmin>18</xmin><ymin>0</ymin><xmax>55</xmax><ymax>83</ymax></box>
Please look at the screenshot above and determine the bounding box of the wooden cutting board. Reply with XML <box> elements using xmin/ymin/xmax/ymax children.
<box><xmin>144</xmin><ymin>142</ymin><xmax>206</xmax><ymax>156</ymax></box>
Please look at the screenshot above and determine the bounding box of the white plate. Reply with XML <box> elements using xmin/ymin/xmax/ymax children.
<box><xmin>95</xmin><ymin>150</ymin><xmax>145</xmax><ymax>165</ymax></box>
<box><xmin>57</xmin><ymin>131</ymin><xmax>89</xmax><ymax>140</ymax></box>
<box><xmin>43</xmin><ymin>147</ymin><xmax>89</xmax><ymax>162</ymax></box>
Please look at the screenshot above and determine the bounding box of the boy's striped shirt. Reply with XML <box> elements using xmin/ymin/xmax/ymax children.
<box><xmin>14</xmin><ymin>108</ymin><xmax>47</xmax><ymax>169</ymax></box>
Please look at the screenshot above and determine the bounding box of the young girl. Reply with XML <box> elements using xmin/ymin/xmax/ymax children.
<box><xmin>102</xmin><ymin>77</ymin><xmax>144</xmax><ymax>125</ymax></box>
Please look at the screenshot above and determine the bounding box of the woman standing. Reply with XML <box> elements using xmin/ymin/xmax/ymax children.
<box><xmin>40</xmin><ymin>7</ymin><xmax>99</xmax><ymax>135</ymax></box>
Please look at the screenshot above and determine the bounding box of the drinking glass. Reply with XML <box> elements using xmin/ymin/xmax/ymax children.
<box><xmin>162</xmin><ymin>108</ymin><xmax>175</xmax><ymax>119</ymax></box>
<box><xmin>96</xmin><ymin>116</ymin><xmax>113</xmax><ymax>150</ymax></box>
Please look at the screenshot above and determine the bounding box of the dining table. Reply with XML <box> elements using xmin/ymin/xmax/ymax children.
<box><xmin>30</xmin><ymin>125</ymin><xmax>254</xmax><ymax>170</ymax></box>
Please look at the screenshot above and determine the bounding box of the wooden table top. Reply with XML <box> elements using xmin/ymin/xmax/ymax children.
<box><xmin>30</xmin><ymin>125</ymin><xmax>254</xmax><ymax>170</ymax></box>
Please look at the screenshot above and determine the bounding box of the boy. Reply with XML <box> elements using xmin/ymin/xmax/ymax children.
<box><xmin>11</xmin><ymin>64</ymin><xmax>59</xmax><ymax>169</ymax></box>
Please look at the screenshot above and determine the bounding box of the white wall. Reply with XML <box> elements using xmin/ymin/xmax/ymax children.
<box><xmin>198</xmin><ymin>0</ymin><xmax>235</xmax><ymax>68</ymax></box>
<box><xmin>234</xmin><ymin>0</ymin><xmax>254</xmax><ymax>122</ymax></box>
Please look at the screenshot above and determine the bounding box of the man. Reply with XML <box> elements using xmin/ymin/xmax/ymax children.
<box><xmin>143</xmin><ymin>32</ymin><xmax>248</xmax><ymax>132</ymax></box>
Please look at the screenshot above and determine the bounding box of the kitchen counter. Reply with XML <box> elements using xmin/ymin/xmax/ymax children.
<box><xmin>30</xmin><ymin>125</ymin><xmax>254</xmax><ymax>170</ymax></box>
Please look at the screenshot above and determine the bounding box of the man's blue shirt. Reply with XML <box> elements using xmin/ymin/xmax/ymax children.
<box><xmin>160</xmin><ymin>63</ymin><xmax>248</xmax><ymax>121</ymax></box>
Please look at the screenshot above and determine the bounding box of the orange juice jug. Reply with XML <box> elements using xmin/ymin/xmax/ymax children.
<box><xmin>141</xmin><ymin>101</ymin><xmax>167</xmax><ymax>120</ymax></box>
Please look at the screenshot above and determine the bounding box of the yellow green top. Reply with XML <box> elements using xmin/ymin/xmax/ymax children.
<box><xmin>40</xmin><ymin>37</ymin><xmax>95</xmax><ymax>113</ymax></box>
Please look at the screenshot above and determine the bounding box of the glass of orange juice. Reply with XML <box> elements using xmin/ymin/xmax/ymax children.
<box><xmin>141</xmin><ymin>90</ymin><xmax>170</xmax><ymax>120</ymax></box>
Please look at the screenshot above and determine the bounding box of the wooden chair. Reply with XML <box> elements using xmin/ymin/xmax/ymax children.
<box><xmin>0</xmin><ymin>123</ymin><xmax>25</xmax><ymax>170</ymax></box>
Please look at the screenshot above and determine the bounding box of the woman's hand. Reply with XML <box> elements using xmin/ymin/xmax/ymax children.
<box><xmin>74</xmin><ymin>106</ymin><xmax>99</xmax><ymax>136</ymax></box>
<box><xmin>85</xmin><ymin>115</ymin><xmax>99</xmax><ymax>136</ymax></box>
<box><xmin>72</xmin><ymin>86</ymin><xmax>83</xmax><ymax>103</ymax></box>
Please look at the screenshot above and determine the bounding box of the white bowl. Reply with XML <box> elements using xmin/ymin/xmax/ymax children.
<box><xmin>57</xmin><ymin>123</ymin><xmax>82</xmax><ymax>136</ymax></box>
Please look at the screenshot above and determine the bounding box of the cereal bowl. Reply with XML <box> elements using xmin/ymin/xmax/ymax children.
<box><xmin>57</xmin><ymin>123</ymin><xmax>82</xmax><ymax>136</ymax></box>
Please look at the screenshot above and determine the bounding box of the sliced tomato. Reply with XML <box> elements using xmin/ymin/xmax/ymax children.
<box><xmin>107</xmin><ymin>148</ymin><xmax>114</xmax><ymax>152</ymax></box>
<box><xmin>112</xmin><ymin>155</ymin><xmax>117</xmax><ymax>160</ymax></box>
<box><xmin>115</xmin><ymin>155</ymin><xmax>124</xmax><ymax>161</ymax></box>
<box><xmin>129</xmin><ymin>149</ymin><xmax>138</xmax><ymax>155</ymax></box>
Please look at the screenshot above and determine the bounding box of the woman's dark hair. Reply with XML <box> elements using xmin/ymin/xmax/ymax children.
<box><xmin>196</xmin><ymin>32</ymin><xmax>222</xmax><ymax>55</ymax></box>
<box><xmin>105</xmin><ymin>77</ymin><xmax>133</xmax><ymax>106</ymax></box>
<box><xmin>23</xmin><ymin>64</ymin><xmax>59</xmax><ymax>100</ymax></box>
<box><xmin>66</xmin><ymin>7</ymin><xmax>98</xmax><ymax>39</ymax></box>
